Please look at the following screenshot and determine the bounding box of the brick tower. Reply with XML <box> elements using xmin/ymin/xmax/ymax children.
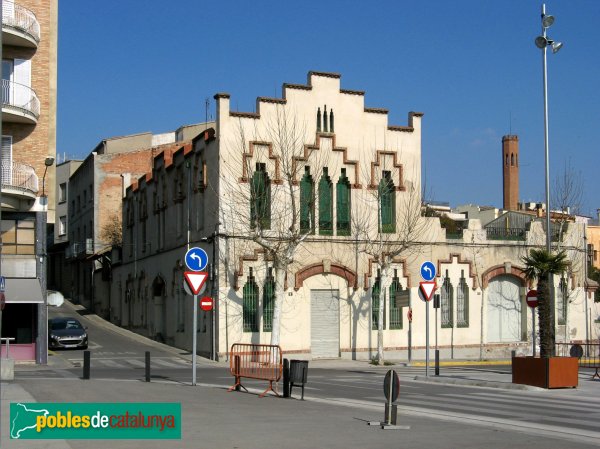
<box><xmin>502</xmin><ymin>135</ymin><xmax>519</xmax><ymax>211</ymax></box>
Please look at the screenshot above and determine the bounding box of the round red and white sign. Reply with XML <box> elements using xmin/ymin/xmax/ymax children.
<box><xmin>526</xmin><ymin>290</ymin><xmax>538</xmax><ymax>308</ymax></box>
<box><xmin>200</xmin><ymin>297</ymin><xmax>213</xmax><ymax>311</ymax></box>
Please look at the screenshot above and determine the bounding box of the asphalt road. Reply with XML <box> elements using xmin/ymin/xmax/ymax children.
<box><xmin>22</xmin><ymin>302</ymin><xmax>600</xmax><ymax>446</ymax></box>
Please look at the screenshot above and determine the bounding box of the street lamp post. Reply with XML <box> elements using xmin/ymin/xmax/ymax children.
<box><xmin>38</xmin><ymin>157</ymin><xmax>54</xmax><ymax>364</ymax></box>
<box><xmin>535</xmin><ymin>3</ymin><xmax>562</xmax><ymax>355</ymax></box>
<box><xmin>535</xmin><ymin>4</ymin><xmax>562</xmax><ymax>253</ymax></box>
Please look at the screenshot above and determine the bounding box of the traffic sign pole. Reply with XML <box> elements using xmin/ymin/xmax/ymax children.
<box><xmin>532</xmin><ymin>310</ymin><xmax>536</xmax><ymax>357</ymax></box>
<box><xmin>192</xmin><ymin>293</ymin><xmax>198</xmax><ymax>386</ymax></box>
<box><xmin>425</xmin><ymin>299</ymin><xmax>429</xmax><ymax>377</ymax></box>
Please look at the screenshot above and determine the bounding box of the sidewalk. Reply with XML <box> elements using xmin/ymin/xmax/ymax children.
<box><xmin>3</xmin><ymin>374</ymin><xmax>599</xmax><ymax>449</ymax></box>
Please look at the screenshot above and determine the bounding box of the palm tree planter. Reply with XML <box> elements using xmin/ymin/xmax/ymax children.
<box><xmin>512</xmin><ymin>249</ymin><xmax>578</xmax><ymax>389</ymax></box>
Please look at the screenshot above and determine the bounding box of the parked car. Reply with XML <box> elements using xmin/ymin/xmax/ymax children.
<box><xmin>48</xmin><ymin>317</ymin><xmax>88</xmax><ymax>350</ymax></box>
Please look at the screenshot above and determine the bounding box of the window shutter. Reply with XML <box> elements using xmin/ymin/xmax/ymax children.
<box><xmin>1</xmin><ymin>136</ymin><xmax>13</xmax><ymax>184</ymax></box>
<box><xmin>14</xmin><ymin>58</ymin><xmax>31</xmax><ymax>108</ymax></box>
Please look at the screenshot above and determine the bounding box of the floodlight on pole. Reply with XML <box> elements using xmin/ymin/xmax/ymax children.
<box><xmin>535</xmin><ymin>3</ymin><xmax>562</xmax><ymax>254</ymax></box>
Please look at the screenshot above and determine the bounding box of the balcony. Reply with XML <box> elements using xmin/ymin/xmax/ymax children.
<box><xmin>1</xmin><ymin>160</ymin><xmax>38</xmax><ymax>199</ymax></box>
<box><xmin>66</xmin><ymin>239</ymin><xmax>96</xmax><ymax>260</ymax></box>
<box><xmin>2</xmin><ymin>1</ymin><xmax>40</xmax><ymax>48</ymax></box>
<box><xmin>1</xmin><ymin>79</ymin><xmax>40</xmax><ymax>123</ymax></box>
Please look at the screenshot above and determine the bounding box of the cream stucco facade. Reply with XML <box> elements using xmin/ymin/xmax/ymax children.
<box><xmin>107</xmin><ymin>72</ymin><xmax>590</xmax><ymax>361</ymax></box>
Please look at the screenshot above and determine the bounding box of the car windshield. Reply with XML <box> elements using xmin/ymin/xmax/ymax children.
<box><xmin>51</xmin><ymin>320</ymin><xmax>83</xmax><ymax>331</ymax></box>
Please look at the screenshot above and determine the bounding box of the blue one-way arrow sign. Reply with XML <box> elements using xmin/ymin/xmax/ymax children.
<box><xmin>420</xmin><ymin>261</ymin><xmax>436</xmax><ymax>281</ymax></box>
<box><xmin>185</xmin><ymin>247</ymin><xmax>208</xmax><ymax>272</ymax></box>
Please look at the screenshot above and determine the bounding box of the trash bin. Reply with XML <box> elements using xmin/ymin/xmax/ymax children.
<box><xmin>289</xmin><ymin>360</ymin><xmax>308</xmax><ymax>400</ymax></box>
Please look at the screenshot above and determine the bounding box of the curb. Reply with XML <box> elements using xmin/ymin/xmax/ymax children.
<box><xmin>413</xmin><ymin>375</ymin><xmax>544</xmax><ymax>391</ymax></box>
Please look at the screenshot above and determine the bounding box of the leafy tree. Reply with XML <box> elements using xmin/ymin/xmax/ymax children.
<box><xmin>522</xmin><ymin>249</ymin><xmax>568</xmax><ymax>357</ymax></box>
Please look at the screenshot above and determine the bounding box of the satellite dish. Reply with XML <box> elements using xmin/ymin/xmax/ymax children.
<box><xmin>47</xmin><ymin>290</ymin><xmax>64</xmax><ymax>307</ymax></box>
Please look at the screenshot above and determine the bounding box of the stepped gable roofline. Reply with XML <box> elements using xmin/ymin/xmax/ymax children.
<box><xmin>222</xmin><ymin>71</ymin><xmax>424</xmax><ymax>132</ymax></box>
<box><xmin>308</xmin><ymin>70</ymin><xmax>341</xmax><ymax>79</ymax></box>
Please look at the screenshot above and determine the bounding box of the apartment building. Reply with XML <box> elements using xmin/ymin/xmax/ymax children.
<box><xmin>60</xmin><ymin>123</ymin><xmax>212</xmax><ymax>318</ymax></box>
<box><xmin>1</xmin><ymin>0</ymin><xmax>57</xmax><ymax>363</ymax></box>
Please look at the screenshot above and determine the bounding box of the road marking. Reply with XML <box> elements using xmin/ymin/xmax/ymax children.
<box><xmin>97</xmin><ymin>359</ymin><xmax>122</xmax><ymax>368</ymax></box>
<box><xmin>152</xmin><ymin>359</ymin><xmax>182</xmax><ymax>368</ymax></box>
<box><xmin>308</xmin><ymin>396</ymin><xmax>600</xmax><ymax>446</ymax></box>
<box><xmin>126</xmin><ymin>359</ymin><xmax>146</xmax><ymax>368</ymax></box>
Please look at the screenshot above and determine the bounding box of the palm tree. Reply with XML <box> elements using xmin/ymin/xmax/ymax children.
<box><xmin>522</xmin><ymin>249</ymin><xmax>568</xmax><ymax>358</ymax></box>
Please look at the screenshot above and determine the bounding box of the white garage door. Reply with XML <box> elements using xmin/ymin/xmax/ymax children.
<box><xmin>311</xmin><ymin>290</ymin><xmax>340</xmax><ymax>358</ymax></box>
<box><xmin>487</xmin><ymin>275</ymin><xmax>522</xmax><ymax>342</ymax></box>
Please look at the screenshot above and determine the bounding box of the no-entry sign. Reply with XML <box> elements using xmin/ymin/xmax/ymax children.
<box><xmin>526</xmin><ymin>290</ymin><xmax>538</xmax><ymax>308</ymax></box>
<box><xmin>200</xmin><ymin>296</ymin><xmax>214</xmax><ymax>312</ymax></box>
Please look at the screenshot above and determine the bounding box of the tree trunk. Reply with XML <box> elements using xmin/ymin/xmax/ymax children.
<box><xmin>377</xmin><ymin>264</ymin><xmax>391</xmax><ymax>363</ymax></box>
<box><xmin>269</xmin><ymin>263</ymin><xmax>287</xmax><ymax>347</ymax></box>
<box><xmin>537</xmin><ymin>273</ymin><xmax>555</xmax><ymax>358</ymax></box>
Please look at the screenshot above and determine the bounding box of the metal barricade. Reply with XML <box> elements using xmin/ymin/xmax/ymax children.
<box><xmin>1</xmin><ymin>338</ymin><xmax>15</xmax><ymax>358</ymax></box>
<box><xmin>228</xmin><ymin>343</ymin><xmax>282</xmax><ymax>397</ymax></box>
<box><xmin>556</xmin><ymin>341</ymin><xmax>600</xmax><ymax>380</ymax></box>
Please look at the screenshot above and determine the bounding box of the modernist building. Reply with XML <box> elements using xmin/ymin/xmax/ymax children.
<box><xmin>108</xmin><ymin>71</ymin><xmax>589</xmax><ymax>360</ymax></box>
<box><xmin>1</xmin><ymin>0</ymin><xmax>57</xmax><ymax>363</ymax></box>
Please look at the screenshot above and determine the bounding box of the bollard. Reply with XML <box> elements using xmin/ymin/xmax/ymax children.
<box><xmin>83</xmin><ymin>350</ymin><xmax>91</xmax><ymax>380</ymax></box>
<box><xmin>283</xmin><ymin>358</ymin><xmax>290</xmax><ymax>398</ymax></box>
<box><xmin>145</xmin><ymin>351</ymin><xmax>151</xmax><ymax>382</ymax></box>
<box><xmin>435</xmin><ymin>349</ymin><xmax>440</xmax><ymax>376</ymax></box>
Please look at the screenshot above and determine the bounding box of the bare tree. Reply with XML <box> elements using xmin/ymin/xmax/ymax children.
<box><xmin>552</xmin><ymin>159</ymin><xmax>584</xmax><ymax>243</ymax></box>
<box><xmin>100</xmin><ymin>212</ymin><xmax>122</xmax><ymax>247</ymax></box>
<box><xmin>219</xmin><ymin>106</ymin><xmax>329</xmax><ymax>346</ymax></box>
<box><xmin>354</xmin><ymin>158</ymin><xmax>429</xmax><ymax>363</ymax></box>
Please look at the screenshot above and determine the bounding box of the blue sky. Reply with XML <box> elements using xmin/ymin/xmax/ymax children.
<box><xmin>57</xmin><ymin>1</ymin><xmax>600</xmax><ymax>216</ymax></box>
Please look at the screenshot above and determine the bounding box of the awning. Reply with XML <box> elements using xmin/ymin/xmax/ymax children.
<box><xmin>4</xmin><ymin>278</ymin><xmax>44</xmax><ymax>304</ymax></box>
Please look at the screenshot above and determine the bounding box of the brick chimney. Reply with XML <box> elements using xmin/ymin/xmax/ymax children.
<box><xmin>502</xmin><ymin>135</ymin><xmax>519</xmax><ymax>211</ymax></box>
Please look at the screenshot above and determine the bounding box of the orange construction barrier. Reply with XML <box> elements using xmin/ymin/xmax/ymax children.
<box><xmin>228</xmin><ymin>343</ymin><xmax>282</xmax><ymax>397</ymax></box>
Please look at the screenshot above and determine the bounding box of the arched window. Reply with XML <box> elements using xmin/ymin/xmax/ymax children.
<box><xmin>319</xmin><ymin>167</ymin><xmax>333</xmax><ymax>234</ymax></box>
<box><xmin>250</xmin><ymin>163</ymin><xmax>271</xmax><ymax>229</ymax></box>
<box><xmin>263</xmin><ymin>268</ymin><xmax>275</xmax><ymax>332</ymax></box>
<box><xmin>379</xmin><ymin>171</ymin><xmax>395</xmax><ymax>233</ymax></box>
<box><xmin>243</xmin><ymin>268</ymin><xmax>259</xmax><ymax>332</ymax></box>
<box><xmin>300</xmin><ymin>166</ymin><xmax>315</xmax><ymax>234</ymax></box>
<box><xmin>336</xmin><ymin>168</ymin><xmax>351</xmax><ymax>236</ymax></box>
<box><xmin>511</xmin><ymin>153</ymin><xmax>514</xmax><ymax>166</ymax></box>
<box><xmin>441</xmin><ymin>270</ymin><xmax>453</xmax><ymax>328</ymax></box>
<box><xmin>389</xmin><ymin>270</ymin><xmax>403</xmax><ymax>329</ymax></box>
<box><xmin>505</xmin><ymin>154</ymin><xmax>509</xmax><ymax>166</ymax></box>
<box><xmin>457</xmin><ymin>270</ymin><xmax>469</xmax><ymax>327</ymax></box>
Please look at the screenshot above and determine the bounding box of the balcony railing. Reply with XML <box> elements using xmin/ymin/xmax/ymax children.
<box><xmin>2</xmin><ymin>1</ymin><xmax>41</xmax><ymax>46</ymax></box>
<box><xmin>1</xmin><ymin>161</ymin><xmax>38</xmax><ymax>194</ymax></box>
<box><xmin>1</xmin><ymin>79</ymin><xmax>40</xmax><ymax>122</ymax></box>
<box><xmin>66</xmin><ymin>239</ymin><xmax>96</xmax><ymax>260</ymax></box>
<box><xmin>486</xmin><ymin>227</ymin><xmax>526</xmax><ymax>241</ymax></box>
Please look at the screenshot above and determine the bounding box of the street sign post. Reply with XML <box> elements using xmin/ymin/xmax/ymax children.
<box><xmin>368</xmin><ymin>369</ymin><xmax>409</xmax><ymax>430</ymax></box>
<box><xmin>184</xmin><ymin>268</ymin><xmax>209</xmax><ymax>386</ymax></box>
<box><xmin>419</xmin><ymin>282</ymin><xmax>436</xmax><ymax>377</ymax></box>
<box><xmin>185</xmin><ymin>247</ymin><xmax>209</xmax><ymax>272</ymax></box>
<box><xmin>419</xmin><ymin>282</ymin><xmax>436</xmax><ymax>302</ymax></box>
<box><xmin>0</xmin><ymin>276</ymin><xmax>5</xmax><ymax>292</ymax></box>
<box><xmin>420</xmin><ymin>261</ymin><xmax>436</xmax><ymax>281</ymax></box>
<box><xmin>527</xmin><ymin>290</ymin><xmax>538</xmax><ymax>357</ymax></box>
<box><xmin>526</xmin><ymin>289</ymin><xmax>538</xmax><ymax>308</ymax></box>
<box><xmin>200</xmin><ymin>296</ymin><xmax>213</xmax><ymax>312</ymax></box>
